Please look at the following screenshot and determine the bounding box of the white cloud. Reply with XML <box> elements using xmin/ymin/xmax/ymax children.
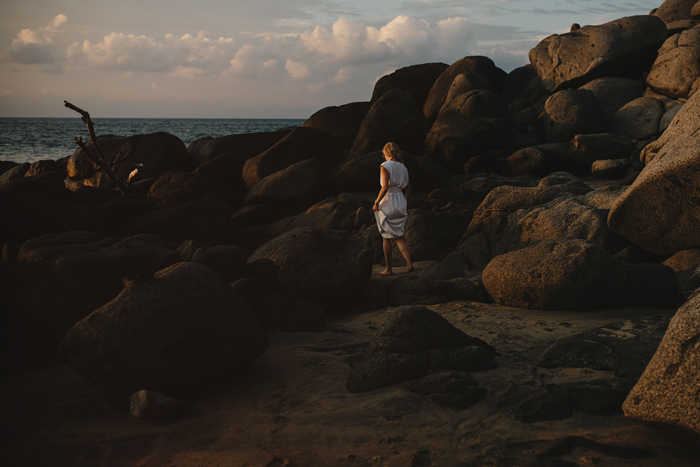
<box><xmin>285</xmin><ymin>59</ymin><xmax>310</xmax><ymax>80</ymax></box>
<box><xmin>67</xmin><ymin>31</ymin><xmax>237</xmax><ymax>74</ymax></box>
<box><xmin>4</xmin><ymin>14</ymin><xmax>67</xmax><ymax>65</ymax></box>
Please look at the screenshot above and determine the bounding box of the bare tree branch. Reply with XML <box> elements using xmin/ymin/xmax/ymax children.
<box><xmin>65</xmin><ymin>100</ymin><xmax>129</xmax><ymax>193</ymax></box>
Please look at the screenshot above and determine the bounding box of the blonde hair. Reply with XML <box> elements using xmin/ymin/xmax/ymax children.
<box><xmin>382</xmin><ymin>142</ymin><xmax>404</xmax><ymax>163</ymax></box>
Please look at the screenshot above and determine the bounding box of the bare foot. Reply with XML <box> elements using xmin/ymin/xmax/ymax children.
<box><xmin>407</xmin><ymin>265</ymin><xmax>415</xmax><ymax>273</ymax></box>
<box><xmin>379</xmin><ymin>269</ymin><xmax>393</xmax><ymax>276</ymax></box>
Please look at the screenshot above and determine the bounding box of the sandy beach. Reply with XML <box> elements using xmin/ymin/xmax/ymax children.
<box><xmin>4</xmin><ymin>263</ymin><xmax>698</xmax><ymax>467</ymax></box>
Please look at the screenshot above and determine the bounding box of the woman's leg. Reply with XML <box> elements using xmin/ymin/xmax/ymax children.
<box><xmin>380</xmin><ymin>238</ymin><xmax>393</xmax><ymax>275</ymax></box>
<box><xmin>395</xmin><ymin>237</ymin><xmax>414</xmax><ymax>272</ymax></box>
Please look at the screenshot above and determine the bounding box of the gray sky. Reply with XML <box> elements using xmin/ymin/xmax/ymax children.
<box><xmin>0</xmin><ymin>0</ymin><xmax>656</xmax><ymax>118</ymax></box>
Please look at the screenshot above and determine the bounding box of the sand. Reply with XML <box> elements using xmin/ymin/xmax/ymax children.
<box><xmin>3</xmin><ymin>263</ymin><xmax>699</xmax><ymax>467</ymax></box>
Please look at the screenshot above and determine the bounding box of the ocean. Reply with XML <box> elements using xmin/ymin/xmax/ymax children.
<box><xmin>0</xmin><ymin>117</ymin><xmax>306</xmax><ymax>165</ymax></box>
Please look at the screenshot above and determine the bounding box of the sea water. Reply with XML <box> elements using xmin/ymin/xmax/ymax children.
<box><xmin>0</xmin><ymin>117</ymin><xmax>305</xmax><ymax>165</ymax></box>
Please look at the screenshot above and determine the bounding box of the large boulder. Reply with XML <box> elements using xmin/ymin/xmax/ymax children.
<box><xmin>302</xmin><ymin>102</ymin><xmax>371</xmax><ymax>150</ymax></box>
<box><xmin>193</xmin><ymin>151</ymin><xmax>253</xmax><ymax>202</ymax></box>
<box><xmin>652</xmin><ymin>0</ymin><xmax>698</xmax><ymax>25</ymax></box>
<box><xmin>345</xmin><ymin>306</ymin><xmax>496</xmax><ymax>393</ymax></box>
<box><xmin>423</xmin><ymin>56</ymin><xmax>496</xmax><ymax>121</ymax></box>
<box><xmin>248</xmin><ymin>227</ymin><xmax>373</xmax><ymax>310</ymax></box>
<box><xmin>439</xmin><ymin>88</ymin><xmax>510</xmax><ymax>120</ymax></box>
<box><xmin>242</xmin><ymin>127</ymin><xmax>342</xmax><ymax>189</ymax></box>
<box><xmin>0</xmin><ymin>191</ymin><xmax>111</xmax><ymax>244</ymax></box>
<box><xmin>608</xmin><ymin>97</ymin><xmax>665</xmax><ymax>141</ymax></box>
<box><xmin>456</xmin><ymin>185</ymin><xmax>627</xmax><ymax>269</ymax></box>
<box><xmin>579</xmin><ymin>77</ymin><xmax>645</xmax><ymax>128</ymax></box>
<box><xmin>244</xmin><ymin>159</ymin><xmax>329</xmax><ymax>210</ymax></box>
<box><xmin>646</xmin><ymin>26</ymin><xmax>700</xmax><ymax>100</ymax></box>
<box><xmin>543</xmin><ymin>89</ymin><xmax>605</xmax><ymax>142</ymax></box>
<box><xmin>187</xmin><ymin>129</ymin><xmax>291</xmax><ymax>166</ymax></box>
<box><xmin>529</xmin><ymin>16</ymin><xmax>668</xmax><ymax>92</ymax></box>
<box><xmin>350</xmin><ymin>89</ymin><xmax>425</xmax><ymax>157</ymax></box>
<box><xmin>623</xmin><ymin>289</ymin><xmax>700</xmax><ymax>441</ymax></box>
<box><xmin>370</xmin><ymin>63</ymin><xmax>449</xmax><ymax>110</ymax></box>
<box><xmin>329</xmin><ymin>151</ymin><xmax>414</xmax><ymax>194</ymax></box>
<box><xmin>423</xmin><ymin>115</ymin><xmax>509</xmax><ymax>172</ymax></box>
<box><xmin>60</xmin><ymin>262</ymin><xmax>268</xmax><ymax>395</ymax></box>
<box><xmin>608</xmin><ymin>90</ymin><xmax>700</xmax><ymax>256</ymax></box>
<box><xmin>148</xmin><ymin>171</ymin><xmax>237</xmax><ymax>206</ymax></box>
<box><xmin>65</xmin><ymin>133</ymin><xmax>193</xmax><ymax>191</ymax></box>
<box><xmin>16</xmin><ymin>231</ymin><xmax>180</xmax><ymax>332</ymax></box>
<box><xmin>482</xmin><ymin>237</ymin><xmax>679</xmax><ymax>310</ymax></box>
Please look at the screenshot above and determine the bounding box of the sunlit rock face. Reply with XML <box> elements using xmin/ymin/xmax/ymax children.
<box><xmin>623</xmin><ymin>289</ymin><xmax>700</xmax><ymax>442</ymax></box>
<box><xmin>529</xmin><ymin>16</ymin><xmax>667</xmax><ymax>92</ymax></box>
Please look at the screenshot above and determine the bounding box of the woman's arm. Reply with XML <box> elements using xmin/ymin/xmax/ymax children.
<box><xmin>373</xmin><ymin>166</ymin><xmax>390</xmax><ymax>211</ymax></box>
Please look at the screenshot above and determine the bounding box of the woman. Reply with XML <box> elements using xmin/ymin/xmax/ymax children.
<box><xmin>372</xmin><ymin>142</ymin><xmax>414</xmax><ymax>275</ymax></box>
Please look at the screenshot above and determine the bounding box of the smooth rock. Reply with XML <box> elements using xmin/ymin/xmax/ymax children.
<box><xmin>130</xmin><ymin>390</ymin><xmax>183</xmax><ymax>420</ymax></box>
<box><xmin>609</xmin><ymin>97</ymin><xmax>665</xmax><ymax>140</ymax></box>
<box><xmin>371</xmin><ymin>63</ymin><xmax>449</xmax><ymax>110</ymax></box>
<box><xmin>647</xmin><ymin>27</ymin><xmax>700</xmax><ymax>100</ymax></box>
<box><xmin>543</xmin><ymin>89</ymin><xmax>605</xmax><ymax>142</ymax></box>
<box><xmin>579</xmin><ymin>77</ymin><xmax>645</xmax><ymax>128</ymax></box>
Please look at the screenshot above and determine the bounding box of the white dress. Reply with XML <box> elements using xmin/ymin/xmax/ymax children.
<box><xmin>374</xmin><ymin>160</ymin><xmax>409</xmax><ymax>239</ymax></box>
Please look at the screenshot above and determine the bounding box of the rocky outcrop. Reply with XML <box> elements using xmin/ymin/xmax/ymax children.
<box><xmin>149</xmin><ymin>171</ymin><xmax>237</xmax><ymax>206</ymax></box>
<box><xmin>248</xmin><ymin>227</ymin><xmax>373</xmax><ymax>310</ymax></box>
<box><xmin>481</xmin><ymin>237</ymin><xmax>679</xmax><ymax>310</ymax></box>
<box><xmin>187</xmin><ymin>129</ymin><xmax>291</xmax><ymax>166</ymax></box>
<box><xmin>529</xmin><ymin>16</ymin><xmax>667</xmax><ymax>92</ymax></box>
<box><xmin>543</xmin><ymin>89</ymin><xmax>605</xmax><ymax>142</ymax></box>
<box><xmin>345</xmin><ymin>306</ymin><xmax>496</xmax><ymax>393</ymax></box>
<box><xmin>579</xmin><ymin>77</ymin><xmax>644</xmax><ymax>128</ymax></box>
<box><xmin>646</xmin><ymin>26</ymin><xmax>700</xmax><ymax>100</ymax></box>
<box><xmin>302</xmin><ymin>102</ymin><xmax>371</xmax><ymax>150</ymax></box>
<box><xmin>370</xmin><ymin>63</ymin><xmax>449</xmax><ymax>110</ymax></box>
<box><xmin>244</xmin><ymin>159</ymin><xmax>329</xmax><ymax>210</ymax></box>
<box><xmin>350</xmin><ymin>89</ymin><xmax>425</xmax><ymax>157</ymax></box>
<box><xmin>609</xmin><ymin>97</ymin><xmax>665</xmax><ymax>141</ymax></box>
<box><xmin>242</xmin><ymin>127</ymin><xmax>342</xmax><ymax>189</ymax></box>
<box><xmin>456</xmin><ymin>185</ymin><xmax>627</xmax><ymax>269</ymax></box>
<box><xmin>623</xmin><ymin>289</ymin><xmax>700</xmax><ymax>441</ymax></box>
<box><xmin>60</xmin><ymin>262</ymin><xmax>268</xmax><ymax>395</ymax></box>
<box><xmin>652</xmin><ymin>0</ymin><xmax>698</xmax><ymax>26</ymax></box>
<box><xmin>423</xmin><ymin>56</ymin><xmax>496</xmax><ymax>121</ymax></box>
<box><xmin>608</xmin><ymin>90</ymin><xmax>700</xmax><ymax>256</ymax></box>
<box><xmin>386</xmin><ymin>274</ymin><xmax>484</xmax><ymax>306</ymax></box>
<box><xmin>65</xmin><ymin>133</ymin><xmax>194</xmax><ymax>191</ymax></box>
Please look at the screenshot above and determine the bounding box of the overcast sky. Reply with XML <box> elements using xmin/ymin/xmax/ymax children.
<box><xmin>0</xmin><ymin>0</ymin><xmax>657</xmax><ymax>118</ymax></box>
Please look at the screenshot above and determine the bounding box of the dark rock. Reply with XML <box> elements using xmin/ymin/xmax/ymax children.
<box><xmin>563</xmin><ymin>379</ymin><xmax>635</xmax><ymax>415</ymax></box>
<box><xmin>505</xmin><ymin>147</ymin><xmax>550</xmax><ymax>176</ymax></box>
<box><xmin>423</xmin><ymin>115</ymin><xmax>509</xmax><ymax>172</ymax></box>
<box><xmin>579</xmin><ymin>77</ymin><xmax>645</xmax><ymax>128</ymax></box>
<box><xmin>119</xmin><ymin>196</ymin><xmax>237</xmax><ymax>245</ymax></box>
<box><xmin>130</xmin><ymin>390</ymin><xmax>183</xmax><ymax>420</ymax></box>
<box><xmin>350</xmin><ymin>89</ymin><xmax>425</xmax><ymax>157</ymax></box>
<box><xmin>623</xmin><ymin>289</ymin><xmax>700</xmax><ymax>441</ymax></box>
<box><xmin>244</xmin><ymin>159</ymin><xmax>329</xmax><ymax>210</ymax></box>
<box><xmin>187</xmin><ymin>129</ymin><xmax>291</xmax><ymax>166</ymax></box>
<box><xmin>0</xmin><ymin>191</ymin><xmax>111</xmax><ymax>244</ymax></box>
<box><xmin>267</xmin><ymin>195</ymin><xmax>375</xmax><ymax>236</ymax></box>
<box><xmin>543</xmin><ymin>89</ymin><xmax>605</xmax><ymax>142</ymax></box>
<box><xmin>386</xmin><ymin>274</ymin><xmax>484</xmax><ymax>306</ymax></box>
<box><xmin>457</xmin><ymin>186</ymin><xmax>626</xmax><ymax>269</ymax></box>
<box><xmin>193</xmin><ymin>151</ymin><xmax>253</xmax><ymax>203</ymax></box>
<box><xmin>16</xmin><ymin>231</ymin><xmax>180</xmax><ymax>333</ymax></box>
<box><xmin>345</xmin><ymin>306</ymin><xmax>496</xmax><ymax>393</ymax></box>
<box><xmin>176</xmin><ymin>239</ymin><xmax>211</xmax><ymax>262</ymax></box>
<box><xmin>591</xmin><ymin>159</ymin><xmax>630</xmax><ymax>179</ymax></box>
<box><xmin>423</xmin><ymin>56</ymin><xmax>496</xmax><ymax>122</ymax></box>
<box><xmin>609</xmin><ymin>97</ymin><xmax>665</xmax><ymax>140</ymax></box>
<box><xmin>100</xmin><ymin>193</ymin><xmax>159</xmax><ymax>228</ymax></box>
<box><xmin>515</xmin><ymin>390</ymin><xmax>573</xmax><ymax>423</ymax></box>
<box><xmin>248</xmin><ymin>227</ymin><xmax>373</xmax><ymax>309</ymax></box>
<box><xmin>405</xmin><ymin>370</ymin><xmax>486</xmax><ymax>410</ymax></box>
<box><xmin>0</xmin><ymin>163</ymin><xmax>29</xmax><ymax>186</ymax></box>
<box><xmin>647</xmin><ymin>27</ymin><xmax>700</xmax><ymax>100</ymax></box>
<box><xmin>65</xmin><ymin>133</ymin><xmax>194</xmax><ymax>191</ymax></box>
<box><xmin>440</xmin><ymin>73</ymin><xmax>491</xmax><ymax>109</ymax></box>
<box><xmin>302</xmin><ymin>102</ymin><xmax>371</xmax><ymax>150</ymax></box>
<box><xmin>537</xmin><ymin>314</ymin><xmax>673</xmax><ymax>379</ymax></box>
<box><xmin>659</xmin><ymin>102</ymin><xmax>685</xmax><ymax>133</ymax></box>
<box><xmin>60</xmin><ymin>262</ymin><xmax>268</xmax><ymax>395</ymax></box>
<box><xmin>534</xmin><ymin>133</ymin><xmax>637</xmax><ymax>173</ymax></box>
<box><xmin>149</xmin><ymin>171</ymin><xmax>237</xmax><ymax>207</ymax></box>
<box><xmin>663</xmin><ymin>249</ymin><xmax>700</xmax><ymax>293</ymax></box>
<box><xmin>482</xmin><ymin>237</ymin><xmax>679</xmax><ymax>310</ymax></box>
<box><xmin>230</xmin><ymin>204</ymin><xmax>275</xmax><ymax>226</ymax></box>
<box><xmin>190</xmin><ymin>244</ymin><xmax>248</xmax><ymax>282</ymax></box>
<box><xmin>242</xmin><ymin>127</ymin><xmax>342</xmax><ymax>189</ymax></box>
<box><xmin>440</xmin><ymin>88</ymin><xmax>510</xmax><ymax>120</ymax></box>
<box><xmin>463</xmin><ymin>150</ymin><xmax>508</xmax><ymax>175</ymax></box>
<box><xmin>609</xmin><ymin>90</ymin><xmax>700</xmax><ymax>256</ymax></box>
<box><xmin>536</xmin><ymin>172</ymin><xmax>591</xmax><ymax>195</ymax></box>
<box><xmin>371</xmin><ymin>63</ymin><xmax>449</xmax><ymax>110</ymax></box>
<box><xmin>430</xmin><ymin>251</ymin><xmax>470</xmax><ymax>280</ymax></box>
<box><xmin>501</xmin><ymin>65</ymin><xmax>538</xmax><ymax>102</ymax></box>
<box><xmin>529</xmin><ymin>15</ymin><xmax>667</xmax><ymax>92</ymax></box>
<box><xmin>400</xmin><ymin>209</ymin><xmax>472</xmax><ymax>262</ymax></box>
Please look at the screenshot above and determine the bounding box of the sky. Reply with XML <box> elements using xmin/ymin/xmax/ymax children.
<box><xmin>0</xmin><ymin>0</ymin><xmax>658</xmax><ymax>118</ymax></box>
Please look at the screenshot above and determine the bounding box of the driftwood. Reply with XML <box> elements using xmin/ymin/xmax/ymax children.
<box><xmin>64</xmin><ymin>100</ymin><xmax>129</xmax><ymax>193</ymax></box>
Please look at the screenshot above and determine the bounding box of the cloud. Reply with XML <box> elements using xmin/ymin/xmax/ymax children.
<box><xmin>4</xmin><ymin>14</ymin><xmax>67</xmax><ymax>65</ymax></box>
<box><xmin>67</xmin><ymin>31</ymin><xmax>237</xmax><ymax>74</ymax></box>
<box><xmin>285</xmin><ymin>59</ymin><xmax>310</xmax><ymax>80</ymax></box>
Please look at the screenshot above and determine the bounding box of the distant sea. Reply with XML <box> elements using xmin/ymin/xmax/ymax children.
<box><xmin>0</xmin><ymin>117</ymin><xmax>306</xmax><ymax>165</ymax></box>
